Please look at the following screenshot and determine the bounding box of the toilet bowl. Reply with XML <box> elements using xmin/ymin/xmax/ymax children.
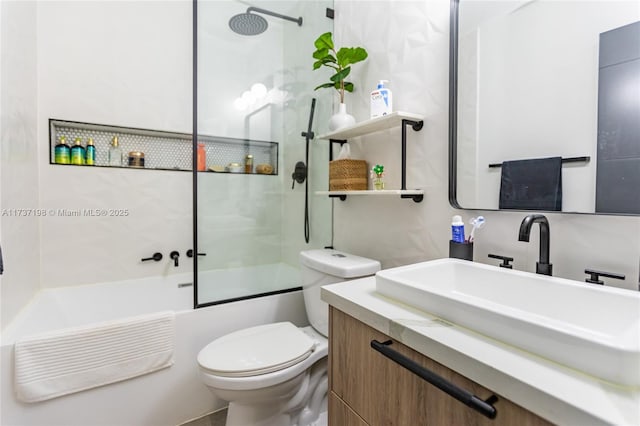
<box><xmin>197</xmin><ymin>249</ymin><xmax>380</xmax><ymax>426</ymax></box>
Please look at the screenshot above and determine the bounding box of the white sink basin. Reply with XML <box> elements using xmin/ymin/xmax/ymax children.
<box><xmin>375</xmin><ymin>258</ymin><xmax>640</xmax><ymax>387</ymax></box>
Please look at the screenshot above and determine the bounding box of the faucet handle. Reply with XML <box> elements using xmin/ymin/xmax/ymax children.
<box><xmin>141</xmin><ymin>252</ymin><xmax>163</xmax><ymax>262</ymax></box>
<box><xmin>488</xmin><ymin>254</ymin><xmax>514</xmax><ymax>269</ymax></box>
<box><xmin>584</xmin><ymin>269</ymin><xmax>625</xmax><ymax>285</ymax></box>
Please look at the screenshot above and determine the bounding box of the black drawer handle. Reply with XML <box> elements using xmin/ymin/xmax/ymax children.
<box><xmin>371</xmin><ymin>339</ymin><xmax>498</xmax><ymax>419</ymax></box>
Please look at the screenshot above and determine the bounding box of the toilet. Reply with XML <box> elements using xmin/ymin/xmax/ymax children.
<box><xmin>197</xmin><ymin>249</ymin><xmax>381</xmax><ymax>426</ymax></box>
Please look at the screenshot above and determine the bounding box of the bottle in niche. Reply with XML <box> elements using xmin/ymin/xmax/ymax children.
<box><xmin>197</xmin><ymin>143</ymin><xmax>206</xmax><ymax>171</ymax></box>
<box><xmin>54</xmin><ymin>136</ymin><xmax>71</xmax><ymax>164</ymax></box>
<box><xmin>245</xmin><ymin>154</ymin><xmax>253</xmax><ymax>173</ymax></box>
<box><xmin>85</xmin><ymin>138</ymin><xmax>96</xmax><ymax>165</ymax></box>
<box><xmin>108</xmin><ymin>136</ymin><xmax>123</xmax><ymax>166</ymax></box>
<box><xmin>70</xmin><ymin>138</ymin><xmax>85</xmax><ymax>165</ymax></box>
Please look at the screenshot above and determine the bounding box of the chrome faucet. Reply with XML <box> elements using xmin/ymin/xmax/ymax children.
<box><xmin>518</xmin><ymin>214</ymin><xmax>552</xmax><ymax>276</ymax></box>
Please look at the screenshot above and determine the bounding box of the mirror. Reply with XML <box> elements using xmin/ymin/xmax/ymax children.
<box><xmin>449</xmin><ymin>0</ymin><xmax>640</xmax><ymax>214</ymax></box>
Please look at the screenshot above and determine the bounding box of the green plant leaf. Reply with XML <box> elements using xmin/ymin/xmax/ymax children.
<box><xmin>314</xmin><ymin>32</ymin><xmax>334</xmax><ymax>51</ymax></box>
<box><xmin>312</xmin><ymin>48</ymin><xmax>330</xmax><ymax>60</ymax></box>
<box><xmin>313</xmin><ymin>56</ymin><xmax>337</xmax><ymax>70</ymax></box>
<box><xmin>314</xmin><ymin>82</ymin><xmax>337</xmax><ymax>91</ymax></box>
<box><xmin>314</xmin><ymin>54</ymin><xmax>336</xmax><ymax>64</ymax></box>
<box><xmin>343</xmin><ymin>82</ymin><xmax>354</xmax><ymax>92</ymax></box>
<box><xmin>336</xmin><ymin>47</ymin><xmax>368</xmax><ymax>67</ymax></box>
<box><xmin>330</xmin><ymin>66</ymin><xmax>351</xmax><ymax>83</ymax></box>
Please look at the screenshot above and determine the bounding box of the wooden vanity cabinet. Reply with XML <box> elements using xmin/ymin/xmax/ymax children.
<box><xmin>328</xmin><ymin>307</ymin><xmax>552</xmax><ymax>426</ymax></box>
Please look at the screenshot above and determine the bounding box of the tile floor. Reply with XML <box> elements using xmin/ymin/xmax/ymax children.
<box><xmin>180</xmin><ymin>408</ymin><xmax>227</xmax><ymax>426</ymax></box>
<box><xmin>180</xmin><ymin>407</ymin><xmax>328</xmax><ymax>426</ymax></box>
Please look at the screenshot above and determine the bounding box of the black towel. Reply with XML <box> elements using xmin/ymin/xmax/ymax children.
<box><xmin>499</xmin><ymin>157</ymin><xmax>562</xmax><ymax>211</ymax></box>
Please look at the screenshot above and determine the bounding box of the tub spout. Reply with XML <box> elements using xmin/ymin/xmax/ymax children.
<box><xmin>170</xmin><ymin>251</ymin><xmax>180</xmax><ymax>267</ymax></box>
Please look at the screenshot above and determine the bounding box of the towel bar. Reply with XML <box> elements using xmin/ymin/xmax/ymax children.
<box><xmin>489</xmin><ymin>156</ymin><xmax>590</xmax><ymax>168</ymax></box>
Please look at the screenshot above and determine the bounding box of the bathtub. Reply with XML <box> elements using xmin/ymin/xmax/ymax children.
<box><xmin>0</xmin><ymin>263</ymin><xmax>308</xmax><ymax>426</ymax></box>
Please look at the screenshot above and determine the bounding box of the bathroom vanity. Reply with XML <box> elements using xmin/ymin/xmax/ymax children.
<box><xmin>321</xmin><ymin>274</ymin><xmax>640</xmax><ymax>425</ymax></box>
<box><xmin>328</xmin><ymin>307</ymin><xmax>549</xmax><ymax>425</ymax></box>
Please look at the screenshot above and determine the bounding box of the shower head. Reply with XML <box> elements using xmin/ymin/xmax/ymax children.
<box><xmin>229</xmin><ymin>11</ymin><xmax>268</xmax><ymax>35</ymax></box>
<box><xmin>229</xmin><ymin>6</ymin><xmax>303</xmax><ymax>36</ymax></box>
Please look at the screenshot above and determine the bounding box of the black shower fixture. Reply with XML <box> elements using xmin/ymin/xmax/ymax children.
<box><xmin>229</xmin><ymin>7</ymin><xmax>303</xmax><ymax>36</ymax></box>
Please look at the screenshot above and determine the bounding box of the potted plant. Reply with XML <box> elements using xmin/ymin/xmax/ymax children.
<box><xmin>312</xmin><ymin>32</ymin><xmax>368</xmax><ymax>130</ymax></box>
<box><xmin>371</xmin><ymin>164</ymin><xmax>385</xmax><ymax>190</ymax></box>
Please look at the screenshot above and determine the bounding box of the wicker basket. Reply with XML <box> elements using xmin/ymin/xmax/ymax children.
<box><xmin>329</xmin><ymin>159</ymin><xmax>368</xmax><ymax>190</ymax></box>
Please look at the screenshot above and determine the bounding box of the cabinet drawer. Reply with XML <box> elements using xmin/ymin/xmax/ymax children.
<box><xmin>329</xmin><ymin>307</ymin><xmax>551</xmax><ymax>426</ymax></box>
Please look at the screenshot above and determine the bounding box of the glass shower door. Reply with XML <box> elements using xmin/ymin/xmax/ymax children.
<box><xmin>195</xmin><ymin>0</ymin><xmax>334</xmax><ymax>306</ymax></box>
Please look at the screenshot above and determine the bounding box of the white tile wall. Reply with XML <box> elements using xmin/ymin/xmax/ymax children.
<box><xmin>333</xmin><ymin>0</ymin><xmax>639</xmax><ymax>290</ymax></box>
<box><xmin>35</xmin><ymin>1</ymin><xmax>194</xmax><ymax>289</ymax></box>
<box><xmin>1</xmin><ymin>0</ymin><xmax>41</xmax><ymax>327</ymax></box>
<box><xmin>2</xmin><ymin>0</ymin><xmax>336</xmax><ymax>322</ymax></box>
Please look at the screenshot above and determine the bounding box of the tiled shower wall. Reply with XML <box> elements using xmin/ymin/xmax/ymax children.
<box><xmin>35</xmin><ymin>1</ymin><xmax>194</xmax><ymax>291</ymax></box>
<box><xmin>2</xmin><ymin>0</ymin><xmax>334</xmax><ymax>326</ymax></box>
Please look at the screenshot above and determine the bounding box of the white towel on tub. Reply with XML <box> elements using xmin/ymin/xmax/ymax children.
<box><xmin>14</xmin><ymin>311</ymin><xmax>175</xmax><ymax>403</ymax></box>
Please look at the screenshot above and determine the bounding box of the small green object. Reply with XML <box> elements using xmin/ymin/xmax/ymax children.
<box><xmin>372</xmin><ymin>164</ymin><xmax>384</xmax><ymax>176</ymax></box>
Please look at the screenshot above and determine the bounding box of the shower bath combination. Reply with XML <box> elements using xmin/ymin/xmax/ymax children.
<box><xmin>228</xmin><ymin>6</ymin><xmax>303</xmax><ymax>35</ymax></box>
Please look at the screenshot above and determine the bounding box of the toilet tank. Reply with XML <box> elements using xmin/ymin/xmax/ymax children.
<box><xmin>299</xmin><ymin>249</ymin><xmax>380</xmax><ymax>337</ymax></box>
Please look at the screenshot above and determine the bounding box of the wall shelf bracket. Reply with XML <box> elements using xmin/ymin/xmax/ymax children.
<box><xmin>401</xmin><ymin>118</ymin><xmax>424</xmax><ymax>192</ymax></box>
<box><xmin>318</xmin><ymin>112</ymin><xmax>425</xmax><ymax>203</ymax></box>
<box><xmin>329</xmin><ymin>194</ymin><xmax>348</xmax><ymax>201</ymax></box>
<box><xmin>401</xmin><ymin>193</ymin><xmax>424</xmax><ymax>203</ymax></box>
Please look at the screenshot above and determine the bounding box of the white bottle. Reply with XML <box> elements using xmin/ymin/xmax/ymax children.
<box><xmin>451</xmin><ymin>215</ymin><xmax>465</xmax><ymax>243</ymax></box>
<box><xmin>370</xmin><ymin>80</ymin><xmax>393</xmax><ymax>119</ymax></box>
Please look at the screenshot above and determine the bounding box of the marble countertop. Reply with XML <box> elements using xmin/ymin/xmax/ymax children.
<box><xmin>321</xmin><ymin>276</ymin><xmax>640</xmax><ymax>426</ymax></box>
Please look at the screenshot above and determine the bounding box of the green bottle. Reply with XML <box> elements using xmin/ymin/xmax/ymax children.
<box><xmin>85</xmin><ymin>138</ymin><xmax>96</xmax><ymax>165</ymax></box>
<box><xmin>54</xmin><ymin>136</ymin><xmax>71</xmax><ymax>164</ymax></box>
<box><xmin>70</xmin><ymin>138</ymin><xmax>85</xmax><ymax>165</ymax></box>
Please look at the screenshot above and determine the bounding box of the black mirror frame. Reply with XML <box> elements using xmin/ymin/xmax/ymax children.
<box><xmin>448</xmin><ymin>0</ymin><xmax>461</xmax><ymax>209</ymax></box>
<box><xmin>447</xmin><ymin>0</ymin><xmax>640</xmax><ymax>216</ymax></box>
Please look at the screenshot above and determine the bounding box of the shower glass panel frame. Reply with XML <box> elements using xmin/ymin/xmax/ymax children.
<box><xmin>193</xmin><ymin>0</ymin><xmax>334</xmax><ymax>308</ymax></box>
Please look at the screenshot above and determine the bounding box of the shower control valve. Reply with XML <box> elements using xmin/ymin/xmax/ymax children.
<box><xmin>291</xmin><ymin>161</ymin><xmax>307</xmax><ymax>189</ymax></box>
<box><xmin>141</xmin><ymin>252</ymin><xmax>163</xmax><ymax>262</ymax></box>
<box><xmin>170</xmin><ymin>251</ymin><xmax>180</xmax><ymax>267</ymax></box>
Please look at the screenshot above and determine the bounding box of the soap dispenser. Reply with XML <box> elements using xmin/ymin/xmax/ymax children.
<box><xmin>370</xmin><ymin>80</ymin><xmax>392</xmax><ymax>118</ymax></box>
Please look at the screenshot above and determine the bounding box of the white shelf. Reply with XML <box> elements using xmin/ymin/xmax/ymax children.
<box><xmin>317</xmin><ymin>111</ymin><xmax>424</xmax><ymax>140</ymax></box>
<box><xmin>316</xmin><ymin>189</ymin><xmax>424</xmax><ymax>202</ymax></box>
<box><xmin>316</xmin><ymin>189</ymin><xmax>423</xmax><ymax>196</ymax></box>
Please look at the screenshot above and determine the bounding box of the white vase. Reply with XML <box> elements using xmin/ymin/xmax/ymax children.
<box><xmin>329</xmin><ymin>103</ymin><xmax>356</xmax><ymax>131</ymax></box>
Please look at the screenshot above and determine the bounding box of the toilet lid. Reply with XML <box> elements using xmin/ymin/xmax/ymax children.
<box><xmin>197</xmin><ymin>322</ymin><xmax>315</xmax><ymax>377</ymax></box>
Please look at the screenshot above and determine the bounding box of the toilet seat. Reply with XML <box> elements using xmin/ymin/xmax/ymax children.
<box><xmin>198</xmin><ymin>322</ymin><xmax>315</xmax><ymax>377</ymax></box>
